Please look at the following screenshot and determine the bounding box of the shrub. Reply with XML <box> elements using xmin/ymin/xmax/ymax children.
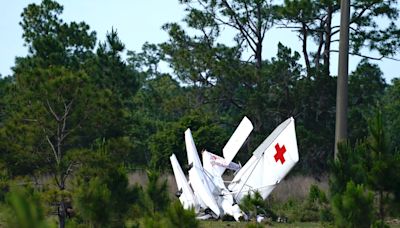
<box><xmin>332</xmin><ymin>181</ymin><xmax>374</xmax><ymax>228</ymax></box>
<box><xmin>166</xmin><ymin>200</ymin><xmax>199</xmax><ymax>228</ymax></box>
<box><xmin>306</xmin><ymin>184</ymin><xmax>332</xmax><ymax>222</ymax></box>
<box><xmin>73</xmin><ymin>177</ymin><xmax>111</xmax><ymax>227</ymax></box>
<box><xmin>240</xmin><ymin>191</ymin><xmax>276</xmax><ymax>220</ymax></box>
<box><xmin>4</xmin><ymin>186</ymin><xmax>49</xmax><ymax>228</ymax></box>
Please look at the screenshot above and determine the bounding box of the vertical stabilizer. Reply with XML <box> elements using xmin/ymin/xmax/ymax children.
<box><xmin>228</xmin><ymin>117</ymin><xmax>299</xmax><ymax>201</ymax></box>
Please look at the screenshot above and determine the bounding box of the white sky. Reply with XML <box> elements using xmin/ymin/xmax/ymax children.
<box><xmin>0</xmin><ymin>1</ymin><xmax>399</xmax><ymax>82</ymax></box>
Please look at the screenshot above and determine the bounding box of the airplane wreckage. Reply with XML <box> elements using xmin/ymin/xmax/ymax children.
<box><xmin>170</xmin><ymin>116</ymin><xmax>299</xmax><ymax>221</ymax></box>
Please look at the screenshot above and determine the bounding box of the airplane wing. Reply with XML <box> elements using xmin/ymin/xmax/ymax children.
<box><xmin>189</xmin><ymin>166</ymin><xmax>221</xmax><ymax>217</ymax></box>
<box><xmin>170</xmin><ymin>154</ymin><xmax>199</xmax><ymax>211</ymax></box>
<box><xmin>185</xmin><ymin>129</ymin><xmax>202</xmax><ymax>168</ymax></box>
<box><xmin>185</xmin><ymin>129</ymin><xmax>221</xmax><ymax>217</ymax></box>
<box><xmin>228</xmin><ymin>117</ymin><xmax>299</xmax><ymax>202</ymax></box>
<box><xmin>222</xmin><ymin>116</ymin><xmax>253</xmax><ymax>167</ymax></box>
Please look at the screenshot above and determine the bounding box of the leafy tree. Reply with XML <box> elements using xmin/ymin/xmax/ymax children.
<box><xmin>180</xmin><ymin>0</ymin><xmax>275</xmax><ymax>71</ymax></box>
<box><xmin>19</xmin><ymin>0</ymin><xmax>96</xmax><ymax>70</ymax></box>
<box><xmin>0</xmin><ymin>77</ymin><xmax>14</xmax><ymax>126</ymax></box>
<box><xmin>365</xmin><ymin>110</ymin><xmax>400</xmax><ymax>225</ymax></box>
<box><xmin>127</xmin><ymin>42</ymin><xmax>164</xmax><ymax>78</ymax></box>
<box><xmin>330</xmin><ymin>110</ymin><xmax>400</xmax><ymax>225</ymax></box>
<box><xmin>0</xmin><ymin>66</ymin><xmax>122</xmax><ymax>227</ymax></box>
<box><xmin>276</xmin><ymin>0</ymin><xmax>400</xmax><ymax>76</ymax></box>
<box><xmin>384</xmin><ymin>78</ymin><xmax>400</xmax><ymax>153</ymax></box>
<box><xmin>71</xmin><ymin>141</ymin><xmax>140</xmax><ymax>227</ymax></box>
<box><xmin>86</xmin><ymin>29</ymin><xmax>140</xmax><ymax>102</ymax></box>
<box><xmin>73</xmin><ymin>177</ymin><xmax>111</xmax><ymax>227</ymax></box>
<box><xmin>329</xmin><ymin>142</ymin><xmax>367</xmax><ymax>195</ymax></box>
<box><xmin>348</xmin><ymin>60</ymin><xmax>386</xmax><ymax>144</ymax></box>
<box><xmin>148</xmin><ymin>110</ymin><xmax>229</xmax><ymax>169</ymax></box>
<box><xmin>161</xmin><ymin>4</ymin><xmax>339</xmax><ymax>175</ymax></box>
<box><xmin>0</xmin><ymin>1</ymin><xmax>140</xmax><ymax>226</ymax></box>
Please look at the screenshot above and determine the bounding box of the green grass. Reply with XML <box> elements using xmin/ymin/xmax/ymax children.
<box><xmin>200</xmin><ymin>220</ymin><xmax>400</xmax><ymax>228</ymax></box>
<box><xmin>200</xmin><ymin>220</ymin><xmax>327</xmax><ymax>228</ymax></box>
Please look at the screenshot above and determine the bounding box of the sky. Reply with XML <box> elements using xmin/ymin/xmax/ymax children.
<box><xmin>0</xmin><ymin>1</ymin><xmax>399</xmax><ymax>82</ymax></box>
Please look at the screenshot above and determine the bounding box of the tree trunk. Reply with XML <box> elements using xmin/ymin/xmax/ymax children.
<box><xmin>301</xmin><ymin>22</ymin><xmax>311</xmax><ymax>76</ymax></box>
<box><xmin>58</xmin><ymin>177</ymin><xmax>66</xmax><ymax>228</ymax></box>
<box><xmin>255</xmin><ymin>42</ymin><xmax>262</xmax><ymax>72</ymax></box>
<box><xmin>58</xmin><ymin>201</ymin><xmax>66</xmax><ymax>228</ymax></box>
<box><xmin>315</xmin><ymin>30</ymin><xmax>324</xmax><ymax>73</ymax></box>
<box><xmin>323</xmin><ymin>5</ymin><xmax>333</xmax><ymax>75</ymax></box>
<box><xmin>379</xmin><ymin>189</ymin><xmax>384</xmax><ymax>226</ymax></box>
<box><xmin>255</xmin><ymin>1</ymin><xmax>263</xmax><ymax>76</ymax></box>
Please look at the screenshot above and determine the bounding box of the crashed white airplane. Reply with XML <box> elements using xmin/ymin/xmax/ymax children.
<box><xmin>170</xmin><ymin>117</ymin><xmax>299</xmax><ymax>221</ymax></box>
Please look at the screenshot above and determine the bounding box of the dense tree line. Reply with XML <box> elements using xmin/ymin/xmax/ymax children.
<box><xmin>0</xmin><ymin>0</ymin><xmax>399</xmax><ymax>227</ymax></box>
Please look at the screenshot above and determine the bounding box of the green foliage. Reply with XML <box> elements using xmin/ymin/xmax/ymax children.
<box><xmin>88</xmin><ymin>29</ymin><xmax>140</xmax><ymax>100</ymax></box>
<box><xmin>270</xmin><ymin>198</ymin><xmax>307</xmax><ymax>222</ymax></box>
<box><xmin>4</xmin><ymin>186</ymin><xmax>49</xmax><ymax>228</ymax></box>
<box><xmin>276</xmin><ymin>0</ymin><xmax>400</xmax><ymax>75</ymax></box>
<box><xmin>145</xmin><ymin>169</ymin><xmax>170</xmax><ymax>213</ymax></box>
<box><xmin>239</xmin><ymin>191</ymin><xmax>273</xmax><ymax>220</ymax></box>
<box><xmin>348</xmin><ymin>59</ymin><xmax>386</xmax><ymax>143</ymax></box>
<box><xmin>140</xmin><ymin>213</ymin><xmax>165</xmax><ymax>228</ymax></box>
<box><xmin>246</xmin><ymin>222</ymin><xmax>265</xmax><ymax>228</ymax></box>
<box><xmin>71</xmin><ymin>143</ymin><xmax>140</xmax><ymax>227</ymax></box>
<box><xmin>0</xmin><ymin>2</ymin><xmax>139</xmax><ymax>227</ymax></box>
<box><xmin>306</xmin><ymin>185</ymin><xmax>332</xmax><ymax>222</ymax></box>
<box><xmin>1</xmin><ymin>0</ymin><xmax>400</xmax><ymax>225</ymax></box>
<box><xmin>165</xmin><ymin>201</ymin><xmax>199</xmax><ymax>228</ymax></box>
<box><xmin>73</xmin><ymin>177</ymin><xmax>111</xmax><ymax>227</ymax></box>
<box><xmin>19</xmin><ymin>0</ymin><xmax>96</xmax><ymax>69</ymax></box>
<box><xmin>384</xmin><ymin>78</ymin><xmax>400</xmax><ymax>153</ymax></box>
<box><xmin>329</xmin><ymin>141</ymin><xmax>367</xmax><ymax>194</ymax></box>
<box><xmin>148</xmin><ymin>110</ymin><xmax>228</xmax><ymax>170</ymax></box>
<box><xmin>271</xmin><ymin>185</ymin><xmax>332</xmax><ymax>223</ymax></box>
<box><xmin>332</xmin><ymin>181</ymin><xmax>374</xmax><ymax>228</ymax></box>
<box><xmin>0</xmin><ymin>162</ymin><xmax>10</xmax><ymax>202</ymax></box>
<box><xmin>329</xmin><ymin>110</ymin><xmax>400</xmax><ymax>225</ymax></box>
<box><xmin>365</xmin><ymin>110</ymin><xmax>400</xmax><ymax>225</ymax></box>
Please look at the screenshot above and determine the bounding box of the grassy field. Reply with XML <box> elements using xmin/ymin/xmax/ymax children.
<box><xmin>200</xmin><ymin>220</ymin><xmax>400</xmax><ymax>228</ymax></box>
<box><xmin>200</xmin><ymin>221</ymin><xmax>327</xmax><ymax>228</ymax></box>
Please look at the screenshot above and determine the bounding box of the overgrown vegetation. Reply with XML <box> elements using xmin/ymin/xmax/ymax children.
<box><xmin>0</xmin><ymin>0</ymin><xmax>399</xmax><ymax>227</ymax></box>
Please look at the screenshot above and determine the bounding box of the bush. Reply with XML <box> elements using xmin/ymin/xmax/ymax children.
<box><xmin>166</xmin><ymin>201</ymin><xmax>199</xmax><ymax>228</ymax></box>
<box><xmin>145</xmin><ymin>169</ymin><xmax>170</xmax><ymax>213</ymax></box>
<box><xmin>306</xmin><ymin>184</ymin><xmax>332</xmax><ymax>222</ymax></box>
<box><xmin>270</xmin><ymin>184</ymin><xmax>333</xmax><ymax>223</ymax></box>
<box><xmin>141</xmin><ymin>213</ymin><xmax>165</xmax><ymax>228</ymax></box>
<box><xmin>239</xmin><ymin>191</ymin><xmax>275</xmax><ymax>220</ymax></box>
<box><xmin>4</xmin><ymin>186</ymin><xmax>49</xmax><ymax>228</ymax></box>
<box><xmin>332</xmin><ymin>181</ymin><xmax>374</xmax><ymax>227</ymax></box>
<box><xmin>73</xmin><ymin>177</ymin><xmax>111</xmax><ymax>227</ymax></box>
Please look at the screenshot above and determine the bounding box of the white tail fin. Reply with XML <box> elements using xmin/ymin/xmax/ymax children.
<box><xmin>228</xmin><ymin>117</ymin><xmax>299</xmax><ymax>201</ymax></box>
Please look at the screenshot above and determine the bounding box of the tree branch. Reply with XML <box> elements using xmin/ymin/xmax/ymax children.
<box><xmin>46</xmin><ymin>99</ymin><xmax>60</xmax><ymax>122</ymax></box>
<box><xmin>46</xmin><ymin>135</ymin><xmax>60</xmax><ymax>164</ymax></box>
<box><xmin>330</xmin><ymin>50</ymin><xmax>400</xmax><ymax>61</ymax></box>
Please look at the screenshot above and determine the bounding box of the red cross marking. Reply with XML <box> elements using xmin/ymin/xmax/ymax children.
<box><xmin>274</xmin><ymin>143</ymin><xmax>286</xmax><ymax>164</ymax></box>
